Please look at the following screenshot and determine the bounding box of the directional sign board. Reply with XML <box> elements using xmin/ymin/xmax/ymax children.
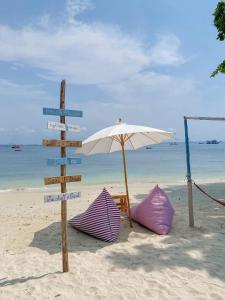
<box><xmin>43</xmin><ymin>108</ymin><xmax>83</xmax><ymax>118</ymax></box>
<box><xmin>42</xmin><ymin>80</ymin><xmax>83</xmax><ymax>273</ymax></box>
<box><xmin>44</xmin><ymin>192</ymin><xmax>80</xmax><ymax>203</ymax></box>
<box><xmin>47</xmin><ymin>157</ymin><xmax>82</xmax><ymax>166</ymax></box>
<box><xmin>43</xmin><ymin>139</ymin><xmax>82</xmax><ymax>147</ymax></box>
<box><xmin>44</xmin><ymin>175</ymin><xmax>81</xmax><ymax>185</ymax></box>
<box><xmin>47</xmin><ymin>121</ymin><xmax>80</xmax><ymax>132</ymax></box>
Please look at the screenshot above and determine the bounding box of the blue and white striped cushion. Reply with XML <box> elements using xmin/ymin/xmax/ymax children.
<box><xmin>69</xmin><ymin>188</ymin><xmax>120</xmax><ymax>242</ymax></box>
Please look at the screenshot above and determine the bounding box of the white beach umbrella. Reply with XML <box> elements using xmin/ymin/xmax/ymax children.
<box><xmin>79</xmin><ymin>118</ymin><xmax>172</xmax><ymax>227</ymax></box>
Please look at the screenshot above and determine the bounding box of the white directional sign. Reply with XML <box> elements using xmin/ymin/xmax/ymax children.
<box><xmin>44</xmin><ymin>192</ymin><xmax>80</xmax><ymax>203</ymax></box>
<box><xmin>47</xmin><ymin>121</ymin><xmax>80</xmax><ymax>132</ymax></box>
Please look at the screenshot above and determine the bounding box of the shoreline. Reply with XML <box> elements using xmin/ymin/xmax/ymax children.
<box><xmin>1</xmin><ymin>177</ymin><xmax>225</xmax><ymax>194</ymax></box>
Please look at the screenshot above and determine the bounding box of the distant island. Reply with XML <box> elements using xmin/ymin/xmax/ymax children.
<box><xmin>206</xmin><ymin>140</ymin><xmax>221</xmax><ymax>144</ymax></box>
<box><xmin>198</xmin><ymin>140</ymin><xmax>221</xmax><ymax>144</ymax></box>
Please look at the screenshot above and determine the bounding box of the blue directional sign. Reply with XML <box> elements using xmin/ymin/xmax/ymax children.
<box><xmin>43</xmin><ymin>108</ymin><xmax>83</xmax><ymax>117</ymax></box>
<box><xmin>67</xmin><ymin>157</ymin><xmax>82</xmax><ymax>164</ymax></box>
<box><xmin>47</xmin><ymin>157</ymin><xmax>82</xmax><ymax>166</ymax></box>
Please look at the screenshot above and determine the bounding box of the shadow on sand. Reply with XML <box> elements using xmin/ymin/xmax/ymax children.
<box><xmin>0</xmin><ymin>272</ymin><xmax>61</xmax><ymax>287</ymax></box>
<box><xmin>29</xmin><ymin>219</ymin><xmax>140</xmax><ymax>254</ymax></box>
<box><xmin>105</xmin><ymin>228</ymin><xmax>225</xmax><ymax>282</ymax></box>
<box><xmin>105</xmin><ymin>184</ymin><xmax>225</xmax><ymax>282</ymax></box>
<box><xmin>29</xmin><ymin>183</ymin><xmax>225</xmax><ymax>282</ymax></box>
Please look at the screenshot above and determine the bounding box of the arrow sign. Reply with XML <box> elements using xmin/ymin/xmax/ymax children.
<box><xmin>44</xmin><ymin>192</ymin><xmax>80</xmax><ymax>203</ymax></box>
<box><xmin>43</xmin><ymin>108</ymin><xmax>83</xmax><ymax>117</ymax></box>
<box><xmin>47</xmin><ymin>157</ymin><xmax>82</xmax><ymax>166</ymax></box>
<box><xmin>44</xmin><ymin>175</ymin><xmax>81</xmax><ymax>185</ymax></box>
<box><xmin>47</xmin><ymin>121</ymin><xmax>80</xmax><ymax>132</ymax></box>
<box><xmin>43</xmin><ymin>139</ymin><xmax>82</xmax><ymax>147</ymax></box>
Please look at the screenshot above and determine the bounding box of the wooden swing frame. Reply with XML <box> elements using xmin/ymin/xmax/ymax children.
<box><xmin>184</xmin><ymin>116</ymin><xmax>225</xmax><ymax>227</ymax></box>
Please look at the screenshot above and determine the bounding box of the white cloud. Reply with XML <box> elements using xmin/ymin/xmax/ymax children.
<box><xmin>66</xmin><ymin>0</ymin><xmax>94</xmax><ymax>24</ymax></box>
<box><xmin>37</xmin><ymin>14</ymin><xmax>52</xmax><ymax>29</ymax></box>
<box><xmin>96</xmin><ymin>72</ymin><xmax>200</xmax><ymax>132</ymax></box>
<box><xmin>0</xmin><ymin>24</ymin><xmax>147</xmax><ymax>85</ymax></box>
<box><xmin>101</xmin><ymin>72</ymin><xmax>193</xmax><ymax>105</ymax></box>
<box><xmin>149</xmin><ymin>35</ymin><xmax>185</xmax><ymax>66</ymax></box>
<box><xmin>0</xmin><ymin>79</ymin><xmax>47</xmax><ymax>99</ymax></box>
<box><xmin>0</xmin><ymin>0</ymin><xmax>194</xmax><ymax>142</ymax></box>
<box><xmin>0</xmin><ymin>1</ymin><xmax>185</xmax><ymax>85</ymax></box>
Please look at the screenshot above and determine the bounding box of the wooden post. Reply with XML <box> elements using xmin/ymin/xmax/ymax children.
<box><xmin>60</xmin><ymin>80</ymin><xmax>69</xmax><ymax>272</ymax></box>
<box><xmin>184</xmin><ymin>117</ymin><xmax>194</xmax><ymax>227</ymax></box>
<box><xmin>43</xmin><ymin>81</ymin><xmax>83</xmax><ymax>273</ymax></box>
<box><xmin>120</xmin><ymin>135</ymin><xmax>133</xmax><ymax>228</ymax></box>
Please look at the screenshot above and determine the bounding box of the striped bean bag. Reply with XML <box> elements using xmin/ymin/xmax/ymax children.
<box><xmin>69</xmin><ymin>188</ymin><xmax>120</xmax><ymax>242</ymax></box>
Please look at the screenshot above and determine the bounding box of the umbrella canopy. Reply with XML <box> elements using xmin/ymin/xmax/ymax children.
<box><xmin>80</xmin><ymin>119</ymin><xmax>172</xmax><ymax>155</ymax></box>
<box><xmin>79</xmin><ymin>119</ymin><xmax>173</xmax><ymax>227</ymax></box>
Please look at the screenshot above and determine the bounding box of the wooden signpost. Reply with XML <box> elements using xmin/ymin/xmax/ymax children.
<box><xmin>43</xmin><ymin>80</ymin><xmax>83</xmax><ymax>272</ymax></box>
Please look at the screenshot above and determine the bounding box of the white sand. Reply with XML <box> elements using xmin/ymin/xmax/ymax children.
<box><xmin>0</xmin><ymin>182</ymin><xmax>225</xmax><ymax>300</ymax></box>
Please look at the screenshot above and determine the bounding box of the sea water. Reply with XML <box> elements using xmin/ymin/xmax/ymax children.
<box><xmin>1</xmin><ymin>143</ymin><xmax>225</xmax><ymax>191</ymax></box>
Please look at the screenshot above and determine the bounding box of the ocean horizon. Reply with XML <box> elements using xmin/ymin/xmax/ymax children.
<box><xmin>1</xmin><ymin>142</ymin><xmax>225</xmax><ymax>191</ymax></box>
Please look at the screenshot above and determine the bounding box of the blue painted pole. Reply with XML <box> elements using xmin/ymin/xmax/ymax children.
<box><xmin>184</xmin><ymin>117</ymin><xmax>194</xmax><ymax>227</ymax></box>
<box><xmin>184</xmin><ymin>118</ymin><xmax>191</xmax><ymax>178</ymax></box>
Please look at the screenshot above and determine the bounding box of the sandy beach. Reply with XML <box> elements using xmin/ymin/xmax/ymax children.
<box><xmin>2</xmin><ymin>0</ymin><xmax>225</xmax><ymax>299</ymax></box>
<box><xmin>0</xmin><ymin>181</ymin><xmax>225</xmax><ymax>300</ymax></box>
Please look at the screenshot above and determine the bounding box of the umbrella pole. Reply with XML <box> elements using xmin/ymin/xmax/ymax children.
<box><xmin>121</xmin><ymin>138</ymin><xmax>133</xmax><ymax>228</ymax></box>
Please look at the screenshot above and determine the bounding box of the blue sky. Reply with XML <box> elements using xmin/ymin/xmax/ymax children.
<box><xmin>1</xmin><ymin>0</ymin><xmax>225</xmax><ymax>144</ymax></box>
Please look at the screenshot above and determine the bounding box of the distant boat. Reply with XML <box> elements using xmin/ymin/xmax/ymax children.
<box><xmin>169</xmin><ymin>142</ymin><xmax>178</xmax><ymax>145</ymax></box>
<box><xmin>198</xmin><ymin>142</ymin><xmax>204</xmax><ymax>144</ymax></box>
<box><xmin>206</xmin><ymin>140</ymin><xmax>220</xmax><ymax>144</ymax></box>
<box><xmin>146</xmin><ymin>146</ymin><xmax>152</xmax><ymax>149</ymax></box>
<box><xmin>11</xmin><ymin>144</ymin><xmax>22</xmax><ymax>151</ymax></box>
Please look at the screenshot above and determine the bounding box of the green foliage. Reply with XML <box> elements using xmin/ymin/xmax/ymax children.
<box><xmin>213</xmin><ymin>1</ymin><xmax>225</xmax><ymax>40</ymax></box>
<box><xmin>212</xmin><ymin>1</ymin><xmax>225</xmax><ymax>77</ymax></box>
<box><xmin>211</xmin><ymin>60</ymin><xmax>225</xmax><ymax>77</ymax></box>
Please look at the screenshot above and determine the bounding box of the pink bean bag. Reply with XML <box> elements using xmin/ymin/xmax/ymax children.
<box><xmin>131</xmin><ymin>185</ymin><xmax>174</xmax><ymax>235</ymax></box>
<box><xmin>69</xmin><ymin>188</ymin><xmax>120</xmax><ymax>242</ymax></box>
